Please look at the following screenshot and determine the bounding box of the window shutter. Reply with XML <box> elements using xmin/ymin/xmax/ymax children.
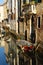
<box><xmin>38</xmin><ymin>17</ymin><xmax>40</xmax><ymax>28</ymax></box>
<box><xmin>23</xmin><ymin>0</ymin><xmax>26</xmax><ymax>4</ymax></box>
<box><xmin>37</xmin><ymin>17</ymin><xmax>40</xmax><ymax>28</ymax></box>
<box><xmin>18</xmin><ymin>0</ymin><xmax>21</xmax><ymax>16</ymax></box>
<box><xmin>34</xmin><ymin>0</ymin><xmax>41</xmax><ymax>3</ymax></box>
<box><xmin>38</xmin><ymin>0</ymin><xmax>41</xmax><ymax>3</ymax></box>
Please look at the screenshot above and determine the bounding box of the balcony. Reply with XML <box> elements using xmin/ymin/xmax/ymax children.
<box><xmin>22</xmin><ymin>4</ymin><xmax>37</xmax><ymax>15</ymax></box>
<box><xmin>22</xmin><ymin>1</ymin><xmax>35</xmax><ymax>7</ymax></box>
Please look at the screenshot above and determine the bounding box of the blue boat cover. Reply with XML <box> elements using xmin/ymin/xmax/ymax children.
<box><xmin>0</xmin><ymin>47</ymin><xmax>8</xmax><ymax>65</ymax></box>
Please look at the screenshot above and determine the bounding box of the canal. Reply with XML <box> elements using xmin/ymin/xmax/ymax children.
<box><xmin>0</xmin><ymin>47</ymin><xmax>8</xmax><ymax>65</ymax></box>
<box><xmin>0</xmin><ymin>31</ymin><xmax>43</xmax><ymax>65</ymax></box>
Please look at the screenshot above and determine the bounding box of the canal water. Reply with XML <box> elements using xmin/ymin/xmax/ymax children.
<box><xmin>0</xmin><ymin>47</ymin><xmax>8</xmax><ymax>65</ymax></box>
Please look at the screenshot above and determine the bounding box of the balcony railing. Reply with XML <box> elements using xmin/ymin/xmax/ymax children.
<box><xmin>22</xmin><ymin>1</ymin><xmax>35</xmax><ymax>7</ymax></box>
<box><xmin>22</xmin><ymin>4</ymin><xmax>36</xmax><ymax>15</ymax></box>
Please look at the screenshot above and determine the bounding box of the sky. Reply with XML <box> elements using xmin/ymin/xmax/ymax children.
<box><xmin>0</xmin><ymin>0</ymin><xmax>4</xmax><ymax>5</ymax></box>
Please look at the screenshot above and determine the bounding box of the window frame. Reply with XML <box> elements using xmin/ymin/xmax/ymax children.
<box><xmin>37</xmin><ymin>17</ymin><xmax>41</xmax><ymax>28</ymax></box>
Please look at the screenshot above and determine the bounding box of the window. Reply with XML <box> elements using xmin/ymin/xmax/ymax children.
<box><xmin>18</xmin><ymin>0</ymin><xmax>21</xmax><ymax>16</ymax></box>
<box><xmin>34</xmin><ymin>0</ymin><xmax>42</xmax><ymax>3</ymax></box>
<box><xmin>37</xmin><ymin>17</ymin><xmax>40</xmax><ymax>28</ymax></box>
<box><xmin>25</xmin><ymin>30</ymin><xmax>27</xmax><ymax>40</ymax></box>
<box><xmin>11</xmin><ymin>13</ymin><xmax>13</xmax><ymax>20</ymax></box>
<box><xmin>26</xmin><ymin>20</ymin><xmax>27</xmax><ymax>26</ymax></box>
<box><xmin>23</xmin><ymin>0</ymin><xmax>26</xmax><ymax>4</ymax></box>
<box><xmin>32</xmin><ymin>15</ymin><xmax>34</xmax><ymax>23</ymax></box>
<box><xmin>29</xmin><ymin>0</ymin><xmax>31</xmax><ymax>2</ymax></box>
<box><xmin>42</xmin><ymin>15</ymin><xmax>43</xmax><ymax>21</ymax></box>
<box><xmin>38</xmin><ymin>0</ymin><xmax>42</xmax><ymax>3</ymax></box>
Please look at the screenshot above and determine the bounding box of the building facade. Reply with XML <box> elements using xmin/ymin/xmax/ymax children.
<box><xmin>17</xmin><ymin>0</ymin><xmax>36</xmax><ymax>42</ymax></box>
<box><xmin>0</xmin><ymin>1</ymin><xmax>8</xmax><ymax>23</ymax></box>
<box><xmin>0</xmin><ymin>6</ymin><xmax>4</xmax><ymax>22</ymax></box>
<box><xmin>35</xmin><ymin>0</ymin><xmax>43</xmax><ymax>42</ymax></box>
<box><xmin>17</xmin><ymin>0</ymin><xmax>43</xmax><ymax>43</ymax></box>
<box><xmin>7</xmin><ymin>0</ymin><xmax>18</xmax><ymax>33</ymax></box>
<box><xmin>6</xmin><ymin>0</ymin><xmax>43</xmax><ymax>43</ymax></box>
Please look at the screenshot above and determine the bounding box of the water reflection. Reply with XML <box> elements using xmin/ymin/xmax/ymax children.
<box><xmin>4</xmin><ymin>34</ymin><xmax>17</xmax><ymax>65</ymax></box>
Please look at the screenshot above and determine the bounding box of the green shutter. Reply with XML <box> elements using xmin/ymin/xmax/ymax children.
<box><xmin>38</xmin><ymin>0</ymin><xmax>41</xmax><ymax>3</ymax></box>
<box><xmin>34</xmin><ymin>0</ymin><xmax>41</xmax><ymax>3</ymax></box>
<box><xmin>34</xmin><ymin>0</ymin><xmax>38</xmax><ymax>3</ymax></box>
<box><xmin>23</xmin><ymin>0</ymin><xmax>26</xmax><ymax>4</ymax></box>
